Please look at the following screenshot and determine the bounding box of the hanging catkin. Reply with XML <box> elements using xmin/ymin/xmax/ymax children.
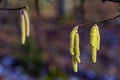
<box><xmin>72</xmin><ymin>56</ymin><xmax>78</xmax><ymax>72</ymax></box>
<box><xmin>74</xmin><ymin>32</ymin><xmax>81</xmax><ymax>63</ymax></box>
<box><xmin>90</xmin><ymin>24</ymin><xmax>100</xmax><ymax>63</ymax></box>
<box><xmin>96</xmin><ymin>26</ymin><xmax>100</xmax><ymax>50</ymax></box>
<box><xmin>70</xmin><ymin>26</ymin><xmax>78</xmax><ymax>55</ymax></box>
<box><xmin>92</xmin><ymin>46</ymin><xmax>97</xmax><ymax>63</ymax></box>
<box><xmin>70</xmin><ymin>26</ymin><xmax>81</xmax><ymax>72</ymax></box>
<box><xmin>22</xmin><ymin>9</ymin><xmax>30</xmax><ymax>37</ymax></box>
<box><xmin>20</xmin><ymin>11</ymin><xmax>26</xmax><ymax>44</ymax></box>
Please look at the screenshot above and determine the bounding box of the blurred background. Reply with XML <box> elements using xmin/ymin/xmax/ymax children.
<box><xmin>0</xmin><ymin>0</ymin><xmax>119</xmax><ymax>80</ymax></box>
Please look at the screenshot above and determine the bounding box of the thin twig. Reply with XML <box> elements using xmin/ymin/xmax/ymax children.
<box><xmin>0</xmin><ymin>7</ymin><xmax>27</xmax><ymax>10</ymax></box>
<box><xmin>77</xmin><ymin>14</ymin><xmax>120</xmax><ymax>27</ymax></box>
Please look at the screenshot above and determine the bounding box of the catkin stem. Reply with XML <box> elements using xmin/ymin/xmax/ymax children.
<box><xmin>0</xmin><ymin>7</ymin><xmax>27</xmax><ymax>10</ymax></box>
<box><xmin>77</xmin><ymin>14</ymin><xmax>120</xmax><ymax>28</ymax></box>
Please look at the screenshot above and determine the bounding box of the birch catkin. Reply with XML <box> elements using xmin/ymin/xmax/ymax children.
<box><xmin>90</xmin><ymin>25</ymin><xmax>98</xmax><ymax>47</ymax></box>
<box><xmin>20</xmin><ymin>11</ymin><xmax>26</xmax><ymax>44</ymax></box>
<box><xmin>96</xmin><ymin>26</ymin><xmax>100</xmax><ymax>50</ymax></box>
<box><xmin>70</xmin><ymin>26</ymin><xmax>81</xmax><ymax>72</ymax></box>
<box><xmin>90</xmin><ymin>24</ymin><xmax>100</xmax><ymax>63</ymax></box>
<box><xmin>74</xmin><ymin>32</ymin><xmax>81</xmax><ymax>63</ymax></box>
<box><xmin>70</xmin><ymin>26</ymin><xmax>78</xmax><ymax>55</ymax></box>
<box><xmin>22</xmin><ymin>9</ymin><xmax>30</xmax><ymax>37</ymax></box>
<box><xmin>92</xmin><ymin>46</ymin><xmax>97</xmax><ymax>63</ymax></box>
<box><xmin>72</xmin><ymin>56</ymin><xmax>78</xmax><ymax>72</ymax></box>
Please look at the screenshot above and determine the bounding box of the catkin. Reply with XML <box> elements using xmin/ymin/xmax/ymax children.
<box><xmin>90</xmin><ymin>25</ymin><xmax>98</xmax><ymax>47</ymax></box>
<box><xmin>72</xmin><ymin>56</ymin><xmax>78</xmax><ymax>72</ymax></box>
<box><xmin>70</xmin><ymin>26</ymin><xmax>78</xmax><ymax>55</ymax></box>
<box><xmin>90</xmin><ymin>24</ymin><xmax>100</xmax><ymax>63</ymax></box>
<box><xmin>75</xmin><ymin>56</ymin><xmax>81</xmax><ymax>63</ymax></box>
<box><xmin>20</xmin><ymin>12</ymin><xmax>26</xmax><ymax>44</ymax></box>
<box><xmin>96</xmin><ymin>26</ymin><xmax>100</xmax><ymax>50</ymax></box>
<box><xmin>70</xmin><ymin>26</ymin><xmax>81</xmax><ymax>72</ymax></box>
<box><xmin>92</xmin><ymin>47</ymin><xmax>97</xmax><ymax>63</ymax></box>
<box><xmin>22</xmin><ymin>9</ymin><xmax>30</xmax><ymax>37</ymax></box>
<box><xmin>74</xmin><ymin>32</ymin><xmax>81</xmax><ymax>63</ymax></box>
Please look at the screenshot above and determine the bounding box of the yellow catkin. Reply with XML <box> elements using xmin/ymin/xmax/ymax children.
<box><xmin>75</xmin><ymin>56</ymin><xmax>81</xmax><ymax>63</ymax></box>
<box><xmin>22</xmin><ymin>9</ymin><xmax>30</xmax><ymax>37</ymax></box>
<box><xmin>70</xmin><ymin>26</ymin><xmax>78</xmax><ymax>55</ymax></box>
<box><xmin>90</xmin><ymin>25</ymin><xmax>98</xmax><ymax>47</ymax></box>
<box><xmin>74</xmin><ymin>32</ymin><xmax>81</xmax><ymax>63</ymax></box>
<box><xmin>92</xmin><ymin>47</ymin><xmax>97</xmax><ymax>63</ymax></box>
<box><xmin>90</xmin><ymin>24</ymin><xmax>100</xmax><ymax>63</ymax></box>
<box><xmin>20</xmin><ymin>12</ymin><xmax>26</xmax><ymax>44</ymax></box>
<box><xmin>72</xmin><ymin>56</ymin><xmax>78</xmax><ymax>72</ymax></box>
<box><xmin>96</xmin><ymin>25</ymin><xmax>100</xmax><ymax>50</ymax></box>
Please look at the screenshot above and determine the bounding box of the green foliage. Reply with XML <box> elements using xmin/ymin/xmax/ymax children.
<box><xmin>11</xmin><ymin>38</ymin><xmax>68</xmax><ymax>79</ymax></box>
<box><xmin>11</xmin><ymin>38</ymin><xmax>42</xmax><ymax>75</ymax></box>
<box><xmin>45</xmin><ymin>71</ymin><xmax>68</xmax><ymax>80</ymax></box>
<box><xmin>39</xmin><ymin>69</ymin><xmax>68</xmax><ymax>80</ymax></box>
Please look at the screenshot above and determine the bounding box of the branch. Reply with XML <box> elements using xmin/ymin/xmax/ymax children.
<box><xmin>103</xmin><ymin>0</ymin><xmax>120</xmax><ymax>3</ymax></box>
<box><xmin>35</xmin><ymin>0</ymin><xmax>40</xmax><ymax>15</ymax></box>
<box><xmin>0</xmin><ymin>6</ymin><xmax>27</xmax><ymax>10</ymax></box>
<box><xmin>77</xmin><ymin>14</ymin><xmax>120</xmax><ymax>27</ymax></box>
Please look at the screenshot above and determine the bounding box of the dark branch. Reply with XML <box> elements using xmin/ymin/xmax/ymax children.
<box><xmin>35</xmin><ymin>0</ymin><xmax>40</xmax><ymax>15</ymax></box>
<box><xmin>103</xmin><ymin>0</ymin><xmax>120</xmax><ymax>3</ymax></box>
<box><xmin>0</xmin><ymin>7</ymin><xmax>27</xmax><ymax>10</ymax></box>
<box><xmin>77</xmin><ymin>14</ymin><xmax>120</xmax><ymax>27</ymax></box>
